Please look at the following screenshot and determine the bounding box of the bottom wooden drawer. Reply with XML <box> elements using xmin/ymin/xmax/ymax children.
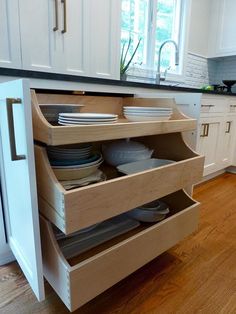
<box><xmin>40</xmin><ymin>190</ymin><xmax>200</xmax><ymax>312</ymax></box>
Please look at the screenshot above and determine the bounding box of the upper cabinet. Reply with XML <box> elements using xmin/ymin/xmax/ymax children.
<box><xmin>18</xmin><ymin>0</ymin><xmax>121</xmax><ymax>79</ymax></box>
<box><xmin>0</xmin><ymin>0</ymin><xmax>21</xmax><ymax>68</ymax></box>
<box><xmin>19</xmin><ymin>0</ymin><xmax>62</xmax><ymax>72</ymax></box>
<box><xmin>208</xmin><ymin>0</ymin><xmax>236</xmax><ymax>58</ymax></box>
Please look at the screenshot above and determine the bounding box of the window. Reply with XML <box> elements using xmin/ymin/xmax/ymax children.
<box><xmin>121</xmin><ymin>0</ymin><xmax>188</xmax><ymax>79</ymax></box>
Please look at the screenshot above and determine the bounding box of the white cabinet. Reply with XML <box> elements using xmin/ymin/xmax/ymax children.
<box><xmin>0</xmin><ymin>80</ymin><xmax>44</xmax><ymax>301</ymax></box>
<box><xmin>197</xmin><ymin>95</ymin><xmax>236</xmax><ymax>176</ymax></box>
<box><xmin>208</xmin><ymin>0</ymin><xmax>236</xmax><ymax>57</ymax></box>
<box><xmin>19</xmin><ymin>0</ymin><xmax>62</xmax><ymax>72</ymax></box>
<box><xmin>0</xmin><ymin>0</ymin><xmax>21</xmax><ymax>68</ymax></box>
<box><xmin>19</xmin><ymin>0</ymin><xmax>121</xmax><ymax>78</ymax></box>
<box><xmin>197</xmin><ymin>117</ymin><xmax>222</xmax><ymax>176</ymax></box>
<box><xmin>87</xmin><ymin>0</ymin><xmax>121</xmax><ymax>79</ymax></box>
<box><xmin>220</xmin><ymin>116</ymin><xmax>236</xmax><ymax>167</ymax></box>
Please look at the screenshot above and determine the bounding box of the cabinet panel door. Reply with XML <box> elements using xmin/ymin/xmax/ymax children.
<box><xmin>19</xmin><ymin>0</ymin><xmax>61</xmax><ymax>72</ymax></box>
<box><xmin>220</xmin><ymin>117</ymin><xmax>236</xmax><ymax>167</ymax></box>
<box><xmin>87</xmin><ymin>0</ymin><xmax>121</xmax><ymax>79</ymax></box>
<box><xmin>60</xmin><ymin>0</ymin><xmax>88</xmax><ymax>75</ymax></box>
<box><xmin>0</xmin><ymin>80</ymin><xmax>44</xmax><ymax>301</ymax></box>
<box><xmin>209</xmin><ymin>0</ymin><xmax>236</xmax><ymax>57</ymax></box>
<box><xmin>0</xmin><ymin>0</ymin><xmax>21</xmax><ymax>68</ymax></box>
<box><xmin>197</xmin><ymin>118</ymin><xmax>222</xmax><ymax>176</ymax></box>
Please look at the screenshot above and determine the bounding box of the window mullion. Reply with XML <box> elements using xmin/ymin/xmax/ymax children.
<box><xmin>146</xmin><ymin>0</ymin><xmax>157</xmax><ymax>70</ymax></box>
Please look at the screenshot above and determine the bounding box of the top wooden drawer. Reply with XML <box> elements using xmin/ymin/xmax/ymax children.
<box><xmin>31</xmin><ymin>91</ymin><xmax>197</xmax><ymax>145</ymax></box>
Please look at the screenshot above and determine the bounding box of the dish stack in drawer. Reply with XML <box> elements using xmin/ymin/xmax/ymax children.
<box><xmin>31</xmin><ymin>90</ymin><xmax>204</xmax><ymax>311</ymax></box>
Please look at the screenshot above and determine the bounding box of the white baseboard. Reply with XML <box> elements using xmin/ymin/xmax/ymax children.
<box><xmin>226</xmin><ymin>166</ymin><xmax>236</xmax><ymax>174</ymax></box>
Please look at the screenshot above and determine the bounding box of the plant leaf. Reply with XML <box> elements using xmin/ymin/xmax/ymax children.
<box><xmin>123</xmin><ymin>38</ymin><xmax>141</xmax><ymax>73</ymax></box>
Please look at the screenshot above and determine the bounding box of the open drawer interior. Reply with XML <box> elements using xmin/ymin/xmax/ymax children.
<box><xmin>35</xmin><ymin>133</ymin><xmax>204</xmax><ymax>234</ymax></box>
<box><xmin>40</xmin><ymin>189</ymin><xmax>199</xmax><ymax>311</ymax></box>
<box><xmin>31</xmin><ymin>90</ymin><xmax>197</xmax><ymax>145</ymax></box>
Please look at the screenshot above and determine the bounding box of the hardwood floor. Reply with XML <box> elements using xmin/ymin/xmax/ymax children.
<box><xmin>1</xmin><ymin>173</ymin><xmax>236</xmax><ymax>314</ymax></box>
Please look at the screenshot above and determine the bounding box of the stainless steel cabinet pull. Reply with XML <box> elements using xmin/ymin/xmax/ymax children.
<box><xmin>61</xmin><ymin>0</ymin><xmax>67</xmax><ymax>33</ymax></box>
<box><xmin>226</xmin><ymin>121</ymin><xmax>231</xmax><ymax>133</ymax></box>
<box><xmin>201</xmin><ymin>104</ymin><xmax>215</xmax><ymax>108</ymax></box>
<box><xmin>6</xmin><ymin>98</ymin><xmax>26</xmax><ymax>161</ymax></box>
<box><xmin>230</xmin><ymin>104</ymin><xmax>236</xmax><ymax>108</ymax></box>
<box><xmin>53</xmin><ymin>0</ymin><xmax>59</xmax><ymax>31</ymax></box>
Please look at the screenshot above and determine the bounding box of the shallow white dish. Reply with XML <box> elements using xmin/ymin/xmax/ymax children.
<box><xmin>124</xmin><ymin>114</ymin><xmax>171</xmax><ymax>122</ymax></box>
<box><xmin>124</xmin><ymin>111</ymin><xmax>172</xmax><ymax>117</ymax></box>
<box><xmin>58</xmin><ymin>119</ymin><xmax>118</xmax><ymax>125</ymax></box>
<box><xmin>123</xmin><ymin>106</ymin><xmax>172</xmax><ymax>111</ymax></box>
<box><xmin>53</xmin><ymin>160</ymin><xmax>103</xmax><ymax>180</ymax></box>
<box><xmin>127</xmin><ymin>207</ymin><xmax>169</xmax><ymax>223</ymax></box>
<box><xmin>59</xmin><ymin>113</ymin><xmax>118</xmax><ymax>119</ymax></box>
<box><xmin>117</xmin><ymin>158</ymin><xmax>175</xmax><ymax>175</ymax></box>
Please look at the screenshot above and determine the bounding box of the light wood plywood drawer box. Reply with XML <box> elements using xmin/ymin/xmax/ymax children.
<box><xmin>31</xmin><ymin>91</ymin><xmax>197</xmax><ymax>146</ymax></box>
<box><xmin>35</xmin><ymin>133</ymin><xmax>204</xmax><ymax>234</ymax></box>
<box><xmin>40</xmin><ymin>190</ymin><xmax>199</xmax><ymax>312</ymax></box>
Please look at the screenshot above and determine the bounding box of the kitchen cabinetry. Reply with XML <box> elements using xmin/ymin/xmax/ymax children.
<box><xmin>0</xmin><ymin>79</ymin><xmax>204</xmax><ymax>311</ymax></box>
<box><xmin>0</xmin><ymin>0</ymin><xmax>21</xmax><ymax>68</ymax></box>
<box><xmin>208</xmin><ymin>0</ymin><xmax>236</xmax><ymax>57</ymax></box>
<box><xmin>197</xmin><ymin>117</ymin><xmax>222</xmax><ymax>176</ymax></box>
<box><xmin>19</xmin><ymin>0</ymin><xmax>121</xmax><ymax>79</ymax></box>
<box><xmin>197</xmin><ymin>95</ymin><xmax>236</xmax><ymax>176</ymax></box>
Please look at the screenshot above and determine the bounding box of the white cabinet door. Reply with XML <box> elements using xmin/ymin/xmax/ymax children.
<box><xmin>0</xmin><ymin>79</ymin><xmax>44</xmax><ymax>301</ymax></box>
<box><xmin>197</xmin><ymin>117</ymin><xmax>222</xmax><ymax>176</ymax></box>
<box><xmin>208</xmin><ymin>0</ymin><xmax>236</xmax><ymax>57</ymax></box>
<box><xmin>0</xmin><ymin>0</ymin><xmax>21</xmax><ymax>68</ymax></box>
<box><xmin>60</xmin><ymin>0</ymin><xmax>88</xmax><ymax>76</ymax></box>
<box><xmin>220</xmin><ymin>116</ymin><xmax>236</xmax><ymax>167</ymax></box>
<box><xmin>86</xmin><ymin>0</ymin><xmax>121</xmax><ymax>79</ymax></box>
<box><xmin>19</xmin><ymin>0</ymin><xmax>62</xmax><ymax>72</ymax></box>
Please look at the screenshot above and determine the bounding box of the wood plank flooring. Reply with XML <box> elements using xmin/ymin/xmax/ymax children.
<box><xmin>1</xmin><ymin>173</ymin><xmax>236</xmax><ymax>314</ymax></box>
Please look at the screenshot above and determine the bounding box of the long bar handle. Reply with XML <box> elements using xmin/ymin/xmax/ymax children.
<box><xmin>53</xmin><ymin>0</ymin><xmax>59</xmax><ymax>31</ymax></box>
<box><xmin>6</xmin><ymin>98</ymin><xmax>26</xmax><ymax>161</ymax></box>
<box><xmin>61</xmin><ymin>0</ymin><xmax>67</xmax><ymax>33</ymax></box>
<box><xmin>226</xmin><ymin>121</ymin><xmax>231</xmax><ymax>134</ymax></box>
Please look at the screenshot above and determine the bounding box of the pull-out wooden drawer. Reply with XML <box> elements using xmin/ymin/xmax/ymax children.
<box><xmin>40</xmin><ymin>190</ymin><xmax>199</xmax><ymax>312</ymax></box>
<box><xmin>35</xmin><ymin>133</ymin><xmax>204</xmax><ymax>234</ymax></box>
<box><xmin>31</xmin><ymin>90</ymin><xmax>197</xmax><ymax>145</ymax></box>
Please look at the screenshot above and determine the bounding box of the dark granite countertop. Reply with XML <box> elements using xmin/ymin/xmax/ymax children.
<box><xmin>1</xmin><ymin>67</ymin><xmax>236</xmax><ymax>96</ymax></box>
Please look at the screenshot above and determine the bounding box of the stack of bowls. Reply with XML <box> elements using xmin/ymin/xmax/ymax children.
<box><xmin>47</xmin><ymin>144</ymin><xmax>104</xmax><ymax>185</ymax></box>
<box><xmin>123</xmin><ymin>106</ymin><xmax>173</xmax><ymax>122</ymax></box>
<box><xmin>102</xmin><ymin>139</ymin><xmax>153</xmax><ymax>166</ymax></box>
<box><xmin>127</xmin><ymin>200</ymin><xmax>170</xmax><ymax>223</ymax></box>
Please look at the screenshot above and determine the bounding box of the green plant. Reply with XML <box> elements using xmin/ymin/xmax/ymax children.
<box><xmin>120</xmin><ymin>37</ymin><xmax>141</xmax><ymax>75</ymax></box>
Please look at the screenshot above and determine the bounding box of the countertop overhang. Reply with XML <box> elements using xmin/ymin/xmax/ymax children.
<box><xmin>1</xmin><ymin>67</ymin><xmax>236</xmax><ymax>97</ymax></box>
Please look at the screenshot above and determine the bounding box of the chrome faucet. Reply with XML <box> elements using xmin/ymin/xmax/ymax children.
<box><xmin>155</xmin><ymin>40</ymin><xmax>179</xmax><ymax>84</ymax></box>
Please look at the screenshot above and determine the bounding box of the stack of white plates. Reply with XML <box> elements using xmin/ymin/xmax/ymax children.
<box><xmin>47</xmin><ymin>144</ymin><xmax>92</xmax><ymax>161</ymax></box>
<box><xmin>123</xmin><ymin>106</ymin><xmax>173</xmax><ymax>122</ymax></box>
<box><xmin>58</xmin><ymin>113</ymin><xmax>118</xmax><ymax>125</ymax></box>
<box><xmin>47</xmin><ymin>144</ymin><xmax>104</xmax><ymax>181</ymax></box>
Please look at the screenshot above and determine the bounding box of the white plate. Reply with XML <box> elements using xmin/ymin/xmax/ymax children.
<box><xmin>117</xmin><ymin>158</ymin><xmax>175</xmax><ymax>175</ymax></box>
<box><xmin>52</xmin><ymin>155</ymin><xmax>103</xmax><ymax>169</ymax></box>
<box><xmin>58</xmin><ymin>120</ymin><xmax>118</xmax><ymax>125</ymax></box>
<box><xmin>58</xmin><ymin>116</ymin><xmax>118</xmax><ymax>122</ymax></box>
<box><xmin>124</xmin><ymin>111</ymin><xmax>171</xmax><ymax>117</ymax></box>
<box><xmin>123</xmin><ymin>106</ymin><xmax>172</xmax><ymax>111</ymax></box>
<box><xmin>124</xmin><ymin>114</ymin><xmax>171</xmax><ymax>122</ymax></box>
<box><xmin>59</xmin><ymin>113</ymin><xmax>118</xmax><ymax>119</ymax></box>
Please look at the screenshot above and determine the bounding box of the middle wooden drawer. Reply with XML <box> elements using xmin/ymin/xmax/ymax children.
<box><xmin>35</xmin><ymin>134</ymin><xmax>204</xmax><ymax>234</ymax></box>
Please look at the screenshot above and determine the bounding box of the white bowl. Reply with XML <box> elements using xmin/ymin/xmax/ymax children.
<box><xmin>102</xmin><ymin>140</ymin><xmax>153</xmax><ymax>166</ymax></box>
<box><xmin>117</xmin><ymin>158</ymin><xmax>175</xmax><ymax>175</ymax></box>
<box><xmin>123</xmin><ymin>106</ymin><xmax>172</xmax><ymax>111</ymax></box>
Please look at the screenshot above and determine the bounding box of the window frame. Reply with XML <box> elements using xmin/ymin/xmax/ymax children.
<box><xmin>121</xmin><ymin>0</ymin><xmax>192</xmax><ymax>83</ymax></box>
